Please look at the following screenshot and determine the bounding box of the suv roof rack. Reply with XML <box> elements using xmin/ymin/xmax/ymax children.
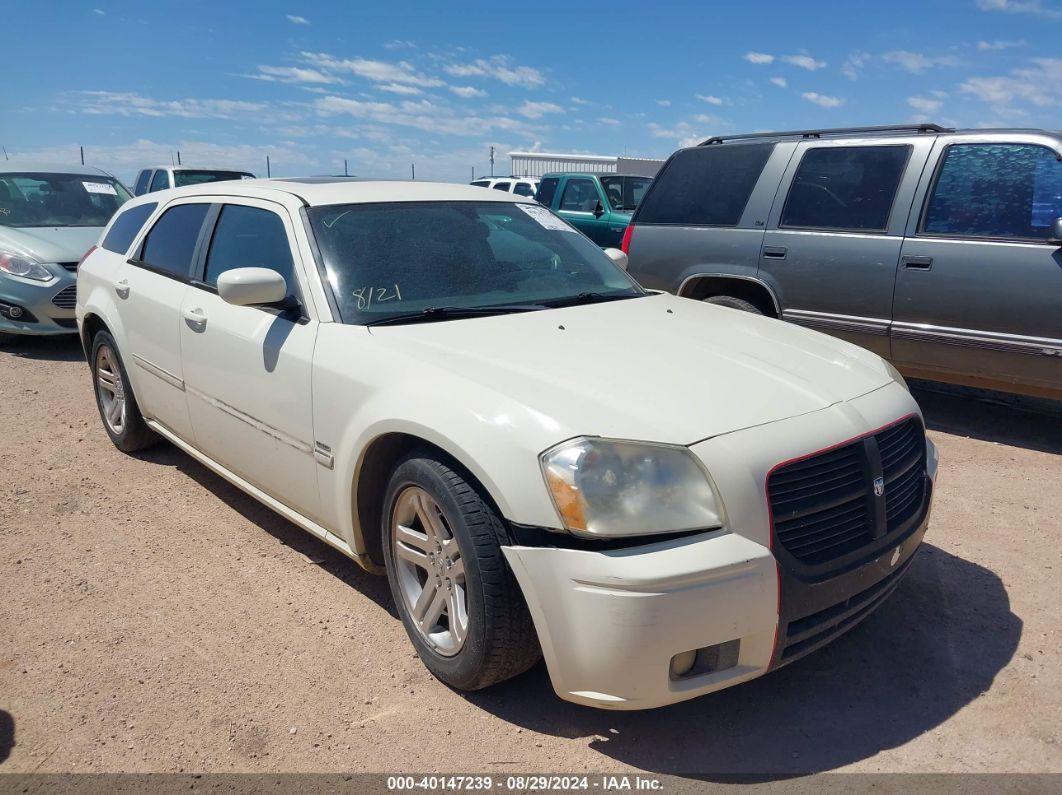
<box><xmin>699</xmin><ymin>123</ymin><xmax>954</xmax><ymax>146</ymax></box>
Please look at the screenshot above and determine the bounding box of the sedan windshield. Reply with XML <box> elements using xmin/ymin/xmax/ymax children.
<box><xmin>308</xmin><ymin>200</ymin><xmax>644</xmax><ymax>325</ymax></box>
<box><xmin>173</xmin><ymin>170</ymin><xmax>255</xmax><ymax>187</ymax></box>
<box><xmin>0</xmin><ymin>172</ymin><xmax>131</xmax><ymax>228</ymax></box>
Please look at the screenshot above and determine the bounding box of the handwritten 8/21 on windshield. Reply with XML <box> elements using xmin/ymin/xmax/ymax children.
<box><xmin>353</xmin><ymin>284</ymin><xmax>403</xmax><ymax>310</ymax></box>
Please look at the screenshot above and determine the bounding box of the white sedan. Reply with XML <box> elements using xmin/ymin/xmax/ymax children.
<box><xmin>76</xmin><ymin>179</ymin><xmax>937</xmax><ymax>710</ymax></box>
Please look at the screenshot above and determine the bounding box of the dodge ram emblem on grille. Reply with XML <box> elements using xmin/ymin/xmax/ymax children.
<box><xmin>873</xmin><ymin>476</ymin><xmax>885</xmax><ymax>497</ymax></box>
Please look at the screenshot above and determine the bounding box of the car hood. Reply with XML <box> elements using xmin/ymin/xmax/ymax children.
<box><xmin>367</xmin><ymin>292</ymin><xmax>894</xmax><ymax>446</ymax></box>
<box><xmin>0</xmin><ymin>226</ymin><xmax>102</xmax><ymax>263</ymax></box>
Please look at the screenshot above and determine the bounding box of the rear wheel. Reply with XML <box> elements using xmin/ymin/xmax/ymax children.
<box><xmin>90</xmin><ymin>331</ymin><xmax>157</xmax><ymax>452</ymax></box>
<box><xmin>382</xmin><ymin>452</ymin><xmax>540</xmax><ymax>691</ymax></box>
<box><xmin>703</xmin><ymin>295</ymin><xmax>763</xmax><ymax>314</ymax></box>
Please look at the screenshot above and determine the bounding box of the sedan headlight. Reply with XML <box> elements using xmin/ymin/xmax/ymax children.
<box><xmin>0</xmin><ymin>252</ymin><xmax>54</xmax><ymax>282</ymax></box>
<box><xmin>884</xmin><ymin>360</ymin><xmax>910</xmax><ymax>393</ymax></box>
<box><xmin>540</xmin><ymin>437</ymin><xmax>724</xmax><ymax>538</ymax></box>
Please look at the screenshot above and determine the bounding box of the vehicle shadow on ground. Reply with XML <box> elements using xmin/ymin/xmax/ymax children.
<box><xmin>0</xmin><ymin>710</ymin><xmax>14</xmax><ymax>765</ymax></box>
<box><xmin>138</xmin><ymin>444</ymin><xmax>398</xmax><ymax>618</ymax></box>
<box><xmin>0</xmin><ymin>335</ymin><xmax>84</xmax><ymax>362</ymax></box>
<box><xmin>911</xmin><ymin>381</ymin><xmax>1062</xmax><ymax>455</ymax></box>
<box><xmin>465</xmin><ymin>544</ymin><xmax>1020</xmax><ymax>779</ymax></box>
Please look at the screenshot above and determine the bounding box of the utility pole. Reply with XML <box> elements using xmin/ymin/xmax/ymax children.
<box><xmin>411</xmin><ymin>163</ymin><xmax>415</xmax><ymax>181</ymax></box>
<box><xmin>489</xmin><ymin>146</ymin><xmax>495</xmax><ymax>177</ymax></box>
<box><xmin>80</xmin><ymin>146</ymin><xmax>85</xmax><ymax>166</ymax></box>
<box><xmin>472</xmin><ymin>166</ymin><xmax>475</xmax><ymax>180</ymax></box>
<box><xmin>266</xmin><ymin>155</ymin><xmax>271</xmax><ymax>178</ymax></box>
<box><xmin>344</xmin><ymin>159</ymin><xmax>348</xmax><ymax>177</ymax></box>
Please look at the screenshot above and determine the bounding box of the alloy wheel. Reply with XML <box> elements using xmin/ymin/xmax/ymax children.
<box><xmin>95</xmin><ymin>345</ymin><xmax>127</xmax><ymax>435</ymax></box>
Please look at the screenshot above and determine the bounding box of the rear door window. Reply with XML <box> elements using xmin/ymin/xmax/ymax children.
<box><xmin>921</xmin><ymin>143</ymin><xmax>1062</xmax><ymax>241</ymax></box>
<box><xmin>559</xmin><ymin>178</ymin><xmax>600</xmax><ymax>212</ymax></box>
<box><xmin>536</xmin><ymin>177</ymin><xmax>560</xmax><ymax>206</ymax></box>
<box><xmin>781</xmin><ymin>145</ymin><xmax>911</xmax><ymax>232</ymax></box>
<box><xmin>471</xmin><ymin>181</ymin><xmax>491</xmax><ymax>188</ymax></box>
<box><xmin>138</xmin><ymin>203</ymin><xmax>210</xmax><ymax>278</ymax></box>
<box><xmin>491</xmin><ymin>181</ymin><xmax>511</xmax><ymax>192</ymax></box>
<box><xmin>204</xmin><ymin>204</ymin><xmax>295</xmax><ymax>293</ymax></box>
<box><xmin>149</xmin><ymin>170</ymin><xmax>170</xmax><ymax>192</ymax></box>
<box><xmin>635</xmin><ymin>143</ymin><xmax>774</xmax><ymax>226</ymax></box>
<box><xmin>101</xmin><ymin>202</ymin><xmax>157</xmax><ymax>255</ymax></box>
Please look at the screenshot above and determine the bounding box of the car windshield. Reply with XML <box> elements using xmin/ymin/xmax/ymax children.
<box><xmin>307</xmin><ymin>200</ymin><xmax>645</xmax><ymax>325</ymax></box>
<box><xmin>173</xmin><ymin>170</ymin><xmax>255</xmax><ymax>187</ymax></box>
<box><xmin>0</xmin><ymin>172</ymin><xmax>131</xmax><ymax>228</ymax></box>
<box><xmin>600</xmin><ymin>176</ymin><xmax>653</xmax><ymax>211</ymax></box>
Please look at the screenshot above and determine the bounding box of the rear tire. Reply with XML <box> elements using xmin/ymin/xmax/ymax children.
<box><xmin>703</xmin><ymin>295</ymin><xmax>763</xmax><ymax>314</ymax></box>
<box><xmin>382</xmin><ymin>452</ymin><xmax>540</xmax><ymax>691</ymax></box>
<box><xmin>90</xmin><ymin>331</ymin><xmax>157</xmax><ymax>453</ymax></box>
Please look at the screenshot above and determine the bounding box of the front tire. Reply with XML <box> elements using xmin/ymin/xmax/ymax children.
<box><xmin>382</xmin><ymin>452</ymin><xmax>540</xmax><ymax>691</ymax></box>
<box><xmin>90</xmin><ymin>331</ymin><xmax>157</xmax><ymax>452</ymax></box>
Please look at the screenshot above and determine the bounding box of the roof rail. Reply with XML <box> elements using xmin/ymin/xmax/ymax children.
<box><xmin>699</xmin><ymin>123</ymin><xmax>954</xmax><ymax>146</ymax></box>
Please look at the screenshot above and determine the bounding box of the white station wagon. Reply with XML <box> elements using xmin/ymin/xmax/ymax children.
<box><xmin>77</xmin><ymin>178</ymin><xmax>938</xmax><ymax>710</ymax></box>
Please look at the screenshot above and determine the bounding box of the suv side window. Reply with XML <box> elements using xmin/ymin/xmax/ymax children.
<box><xmin>635</xmin><ymin>143</ymin><xmax>773</xmax><ymax>226</ymax></box>
<box><xmin>149</xmin><ymin>170</ymin><xmax>170</xmax><ymax>193</ymax></box>
<box><xmin>781</xmin><ymin>145</ymin><xmax>911</xmax><ymax>232</ymax></box>
<box><xmin>204</xmin><ymin>204</ymin><xmax>295</xmax><ymax>293</ymax></box>
<box><xmin>492</xmin><ymin>181</ymin><xmax>511</xmax><ymax>192</ymax></box>
<box><xmin>922</xmin><ymin>143</ymin><xmax>1062</xmax><ymax>241</ymax></box>
<box><xmin>101</xmin><ymin>202</ymin><xmax>157</xmax><ymax>255</ymax></box>
<box><xmin>559</xmin><ymin>178</ymin><xmax>599</xmax><ymax>212</ymax></box>
<box><xmin>134</xmin><ymin>170</ymin><xmax>151</xmax><ymax>196</ymax></box>
<box><xmin>139</xmin><ymin>203</ymin><xmax>210</xmax><ymax>278</ymax></box>
<box><xmin>536</xmin><ymin>177</ymin><xmax>560</xmax><ymax>206</ymax></box>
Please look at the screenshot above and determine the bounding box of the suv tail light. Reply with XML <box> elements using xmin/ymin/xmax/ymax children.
<box><xmin>620</xmin><ymin>224</ymin><xmax>634</xmax><ymax>254</ymax></box>
<box><xmin>77</xmin><ymin>245</ymin><xmax>97</xmax><ymax>272</ymax></box>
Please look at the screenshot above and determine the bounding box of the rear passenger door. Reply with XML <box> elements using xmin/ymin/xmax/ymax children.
<box><xmin>178</xmin><ymin>199</ymin><xmax>321</xmax><ymax>520</ymax></box>
<box><xmin>761</xmin><ymin>139</ymin><xmax>932</xmax><ymax>357</ymax></box>
<box><xmin>892</xmin><ymin>137</ymin><xmax>1062</xmax><ymax>395</ymax></box>
<box><xmin>556</xmin><ymin>177</ymin><xmax>609</xmax><ymax>245</ymax></box>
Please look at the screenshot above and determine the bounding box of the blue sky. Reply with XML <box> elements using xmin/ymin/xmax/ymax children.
<box><xmin>5</xmin><ymin>0</ymin><xmax>1062</xmax><ymax>184</ymax></box>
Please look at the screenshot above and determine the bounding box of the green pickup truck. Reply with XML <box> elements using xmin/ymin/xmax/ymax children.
<box><xmin>535</xmin><ymin>172</ymin><xmax>652</xmax><ymax>248</ymax></box>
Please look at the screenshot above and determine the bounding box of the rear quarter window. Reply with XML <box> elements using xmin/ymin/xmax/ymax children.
<box><xmin>635</xmin><ymin>143</ymin><xmax>774</xmax><ymax>226</ymax></box>
<box><xmin>101</xmin><ymin>203</ymin><xmax>158</xmax><ymax>255</ymax></box>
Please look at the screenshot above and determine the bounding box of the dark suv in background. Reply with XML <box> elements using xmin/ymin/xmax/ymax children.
<box><xmin>624</xmin><ymin>124</ymin><xmax>1062</xmax><ymax>400</ymax></box>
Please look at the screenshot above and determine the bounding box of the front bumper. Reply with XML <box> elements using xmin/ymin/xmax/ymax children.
<box><xmin>503</xmin><ymin>383</ymin><xmax>938</xmax><ymax>710</ymax></box>
<box><xmin>0</xmin><ymin>270</ymin><xmax>79</xmax><ymax>336</ymax></box>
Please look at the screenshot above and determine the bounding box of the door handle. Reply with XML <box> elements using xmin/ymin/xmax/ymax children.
<box><xmin>763</xmin><ymin>246</ymin><xmax>788</xmax><ymax>259</ymax></box>
<box><xmin>902</xmin><ymin>255</ymin><xmax>933</xmax><ymax>271</ymax></box>
<box><xmin>113</xmin><ymin>279</ymin><xmax>130</xmax><ymax>299</ymax></box>
<box><xmin>182</xmin><ymin>307</ymin><xmax>207</xmax><ymax>331</ymax></box>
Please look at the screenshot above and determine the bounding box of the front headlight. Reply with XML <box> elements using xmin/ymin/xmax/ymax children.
<box><xmin>540</xmin><ymin>437</ymin><xmax>725</xmax><ymax>538</ymax></box>
<box><xmin>0</xmin><ymin>252</ymin><xmax>54</xmax><ymax>282</ymax></box>
<box><xmin>884</xmin><ymin>360</ymin><xmax>910</xmax><ymax>393</ymax></box>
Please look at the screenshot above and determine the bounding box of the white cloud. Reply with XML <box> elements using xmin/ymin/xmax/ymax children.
<box><xmin>770</xmin><ymin>76</ymin><xmax>787</xmax><ymax>87</ymax></box>
<box><xmin>450</xmin><ymin>85</ymin><xmax>487</xmax><ymax>98</ymax></box>
<box><xmin>384</xmin><ymin>39</ymin><xmax>415</xmax><ymax>49</ymax></box>
<box><xmin>443</xmin><ymin>55</ymin><xmax>546</xmax><ymax>88</ymax></box>
<box><xmin>744</xmin><ymin>52</ymin><xmax>775</xmax><ymax>65</ymax></box>
<box><xmin>74</xmin><ymin>91</ymin><xmax>271</xmax><ymax>120</ymax></box>
<box><xmin>516</xmin><ymin>100</ymin><xmax>562</xmax><ymax>119</ymax></box>
<box><xmin>696</xmin><ymin>94</ymin><xmax>725</xmax><ymax>105</ymax></box>
<box><xmin>977</xmin><ymin>39</ymin><xmax>1027</xmax><ymax>51</ymax></box>
<box><xmin>249</xmin><ymin>65</ymin><xmax>342</xmax><ymax>84</ymax></box>
<box><xmin>781</xmin><ymin>54</ymin><xmax>826</xmax><ymax>71</ymax></box>
<box><xmin>882</xmin><ymin>50</ymin><xmax>960</xmax><ymax>73</ymax></box>
<box><xmin>301</xmin><ymin>52</ymin><xmax>444</xmax><ymax>88</ymax></box>
<box><xmin>314</xmin><ymin>95</ymin><xmax>534</xmax><ymax>138</ymax></box>
<box><xmin>960</xmin><ymin>57</ymin><xmax>1062</xmax><ymax>109</ymax></box>
<box><xmin>570</xmin><ymin>96</ymin><xmax>590</xmax><ymax>105</ymax></box>
<box><xmin>286</xmin><ymin>14</ymin><xmax>309</xmax><ymax>24</ymax></box>
<box><xmin>378</xmin><ymin>83</ymin><xmax>423</xmax><ymax>95</ymax></box>
<box><xmin>976</xmin><ymin>0</ymin><xmax>1062</xmax><ymax>18</ymax></box>
<box><xmin>648</xmin><ymin>121</ymin><xmax>708</xmax><ymax>148</ymax></box>
<box><xmin>656</xmin><ymin>99</ymin><xmax>671</xmax><ymax>107</ymax></box>
<box><xmin>92</xmin><ymin>8</ymin><xmax>105</xmax><ymax>15</ymax></box>
<box><xmin>598</xmin><ymin>117</ymin><xmax>621</xmax><ymax>126</ymax></box>
<box><xmin>907</xmin><ymin>95</ymin><xmax>943</xmax><ymax>113</ymax></box>
<box><xmin>801</xmin><ymin>92</ymin><xmax>844</xmax><ymax>108</ymax></box>
<box><xmin>842</xmin><ymin>51</ymin><xmax>870</xmax><ymax>80</ymax></box>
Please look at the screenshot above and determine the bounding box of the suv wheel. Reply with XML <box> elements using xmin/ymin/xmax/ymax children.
<box><xmin>703</xmin><ymin>295</ymin><xmax>763</xmax><ymax>314</ymax></box>
<box><xmin>382</xmin><ymin>452</ymin><xmax>540</xmax><ymax>691</ymax></box>
<box><xmin>90</xmin><ymin>331</ymin><xmax>157</xmax><ymax>452</ymax></box>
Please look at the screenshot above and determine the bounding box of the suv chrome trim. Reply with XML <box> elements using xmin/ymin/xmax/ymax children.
<box><xmin>677</xmin><ymin>273</ymin><xmax>781</xmax><ymax>315</ymax></box>
<box><xmin>891</xmin><ymin>322</ymin><xmax>1062</xmax><ymax>357</ymax></box>
<box><xmin>783</xmin><ymin>309</ymin><xmax>890</xmax><ymax>336</ymax></box>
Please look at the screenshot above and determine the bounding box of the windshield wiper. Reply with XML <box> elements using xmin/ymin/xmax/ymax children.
<box><xmin>364</xmin><ymin>303</ymin><xmax>544</xmax><ymax>327</ymax></box>
<box><xmin>539</xmin><ymin>291</ymin><xmax>641</xmax><ymax>309</ymax></box>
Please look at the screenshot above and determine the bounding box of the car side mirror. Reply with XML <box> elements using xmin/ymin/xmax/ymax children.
<box><xmin>604</xmin><ymin>247</ymin><xmax>629</xmax><ymax>271</ymax></box>
<box><xmin>593</xmin><ymin>201</ymin><xmax>605</xmax><ymax>218</ymax></box>
<box><xmin>1049</xmin><ymin>217</ymin><xmax>1062</xmax><ymax>245</ymax></box>
<box><xmin>217</xmin><ymin>267</ymin><xmax>287</xmax><ymax>307</ymax></box>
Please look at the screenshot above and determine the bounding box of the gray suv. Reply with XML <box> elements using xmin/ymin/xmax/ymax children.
<box><xmin>625</xmin><ymin>124</ymin><xmax>1062</xmax><ymax>400</ymax></box>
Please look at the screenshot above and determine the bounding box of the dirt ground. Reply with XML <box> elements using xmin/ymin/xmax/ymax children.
<box><xmin>1</xmin><ymin>335</ymin><xmax>1060</xmax><ymax>780</ymax></box>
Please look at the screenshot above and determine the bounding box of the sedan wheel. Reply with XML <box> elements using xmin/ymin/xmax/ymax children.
<box><xmin>391</xmin><ymin>486</ymin><xmax>468</xmax><ymax>656</ymax></box>
<box><xmin>95</xmin><ymin>344</ymin><xmax>127</xmax><ymax>435</ymax></box>
<box><xmin>89</xmin><ymin>330</ymin><xmax>157</xmax><ymax>453</ymax></box>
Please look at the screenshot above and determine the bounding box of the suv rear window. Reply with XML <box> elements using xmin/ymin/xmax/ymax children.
<box><xmin>634</xmin><ymin>143</ymin><xmax>773</xmax><ymax>226</ymax></box>
<box><xmin>101</xmin><ymin>202</ymin><xmax>157</xmax><ymax>255</ymax></box>
<box><xmin>781</xmin><ymin>145</ymin><xmax>910</xmax><ymax>232</ymax></box>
